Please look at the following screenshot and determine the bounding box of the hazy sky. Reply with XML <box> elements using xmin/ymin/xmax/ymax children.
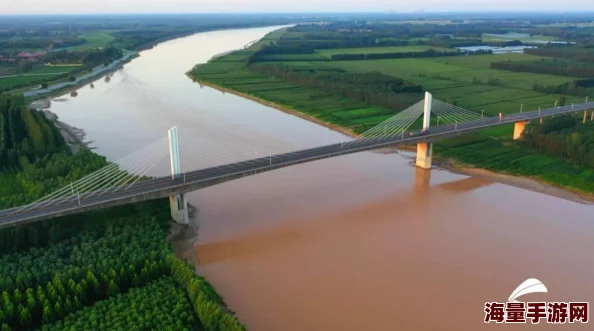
<box><xmin>1</xmin><ymin>0</ymin><xmax>592</xmax><ymax>15</ymax></box>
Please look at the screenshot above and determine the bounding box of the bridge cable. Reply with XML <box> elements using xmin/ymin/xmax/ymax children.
<box><xmin>12</xmin><ymin>136</ymin><xmax>169</xmax><ymax>214</ymax></box>
<box><xmin>88</xmin><ymin>149</ymin><xmax>171</xmax><ymax>198</ymax></box>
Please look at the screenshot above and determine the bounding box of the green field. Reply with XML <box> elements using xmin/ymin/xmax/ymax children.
<box><xmin>0</xmin><ymin>65</ymin><xmax>82</xmax><ymax>90</ymax></box>
<box><xmin>0</xmin><ymin>75</ymin><xmax>50</xmax><ymax>90</ymax></box>
<box><xmin>61</xmin><ymin>31</ymin><xmax>116</xmax><ymax>51</ymax></box>
<box><xmin>191</xmin><ymin>26</ymin><xmax>594</xmax><ymax>194</ymax></box>
<box><xmin>301</xmin><ymin>54</ymin><xmax>582</xmax><ymax>116</ymax></box>
<box><xmin>315</xmin><ymin>45</ymin><xmax>456</xmax><ymax>58</ymax></box>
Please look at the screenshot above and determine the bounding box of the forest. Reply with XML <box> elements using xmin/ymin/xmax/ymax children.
<box><xmin>329</xmin><ymin>48</ymin><xmax>492</xmax><ymax>61</ymax></box>
<box><xmin>0</xmin><ymin>201</ymin><xmax>246</xmax><ymax>330</ymax></box>
<box><xmin>0</xmin><ymin>95</ymin><xmax>68</xmax><ymax>170</ymax></box>
<box><xmin>0</xmin><ymin>91</ymin><xmax>245</xmax><ymax>330</ymax></box>
<box><xmin>491</xmin><ymin>58</ymin><xmax>594</xmax><ymax>78</ymax></box>
<box><xmin>249</xmin><ymin>63</ymin><xmax>423</xmax><ymax>112</ymax></box>
<box><xmin>523</xmin><ymin>115</ymin><xmax>594</xmax><ymax>169</ymax></box>
<box><xmin>524</xmin><ymin>45</ymin><xmax>594</xmax><ymax>63</ymax></box>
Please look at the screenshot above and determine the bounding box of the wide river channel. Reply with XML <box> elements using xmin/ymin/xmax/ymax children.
<box><xmin>47</xmin><ymin>26</ymin><xmax>593</xmax><ymax>330</ymax></box>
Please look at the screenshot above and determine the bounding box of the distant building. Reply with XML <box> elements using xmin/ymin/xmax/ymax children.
<box><xmin>16</xmin><ymin>51</ymin><xmax>46</xmax><ymax>62</ymax></box>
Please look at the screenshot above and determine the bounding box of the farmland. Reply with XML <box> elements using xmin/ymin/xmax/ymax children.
<box><xmin>315</xmin><ymin>45</ymin><xmax>455</xmax><ymax>58</ymax></box>
<box><xmin>319</xmin><ymin>55</ymin><xmax>584</xmax><ymax>115</ymax></box>
<box><xmin>0</xmin><ymin>65</ymin><xmax>82</xmax><ymax>90</ymax></box>
<box><xmin>191</xmin><ymin>21</ymin><xmax>594</xmax><ymax>193</ymax></box>
<box><xmin>60</xmin><ymin>31</ymin><xmax>116</xmax><ymax>51</ymax></box>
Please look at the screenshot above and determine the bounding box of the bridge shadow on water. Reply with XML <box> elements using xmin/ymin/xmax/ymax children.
<box><xmin>194</xmin><ymin>169</ymin><xmax>493</xmax><ymax>267</ymax></box>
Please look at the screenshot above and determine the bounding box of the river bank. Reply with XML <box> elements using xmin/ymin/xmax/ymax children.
<box><xmin>191</xmin><ymin>77</ymin><xmax>359</xmax><ymax>139</ymax></box>
<box><xmin>41</xmin><ymin>109</ymin><xmax>92</xmax><ymax>154</ymax></box>
<box><xmin>24</xmin><ymin>52</ymin><xmax>139</xmax><ymax>103</ymax></box>
<box><xmin>191</xmin><ymin>74</ymin><xmax>594</xmax><ymax>205</ymax></box>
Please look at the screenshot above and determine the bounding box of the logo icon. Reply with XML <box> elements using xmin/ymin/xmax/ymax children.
<box><xmin>485</xmin><ymin>278</ymin><xmax>589</xmax><ymax>324</ymax></box>
<box><xmin>508</xmin><ymin>278</ymin><xmax>548</xmax><ymax>302</ymax></box>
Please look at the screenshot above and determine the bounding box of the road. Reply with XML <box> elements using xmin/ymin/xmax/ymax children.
<box><xmin>23</xmin><ymin>51</ymin><xmax>138</xmax><ymax>98</ymax></box>
<box><xmin>0</xmin><ymin>101</ymin><xmax>592</xmax><ymax>228</ymax></box>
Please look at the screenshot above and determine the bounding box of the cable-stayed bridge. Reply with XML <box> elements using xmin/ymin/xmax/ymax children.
<box><xmin>1</xmin><ymin>92</ymin><xmax>592</xmax><ymax>228</ymax></box>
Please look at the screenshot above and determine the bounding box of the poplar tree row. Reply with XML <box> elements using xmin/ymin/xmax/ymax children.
<box><xmin>0</xmin><ymin>201</ymin><xmax>246</xmax><ymax>330</ymax></box>
<box><xmin>249</xmin><ymin>63</ymin><xmax>423</xmax><ymax>112</ymax></box>
<box><xmin>0</xmin><ymin>95</ymin><xmax>67</xmax><ymax>169</ymax></box>
<box><xmin>38</xmin><ymin>277</ymin><xmax>198</xmax><ymax>331</ymax></box>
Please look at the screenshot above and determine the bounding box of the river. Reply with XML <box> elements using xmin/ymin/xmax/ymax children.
<box><xmin>46</xmin><ymin>26</ymin><xmax>594</xmax><ymax>330</ymax></box>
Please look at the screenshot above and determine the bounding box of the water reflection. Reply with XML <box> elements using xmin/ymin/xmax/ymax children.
<box><xmin>196</xmin><ymin>169</ymin><xmax>493</xmax><ymax>267</ymax></box>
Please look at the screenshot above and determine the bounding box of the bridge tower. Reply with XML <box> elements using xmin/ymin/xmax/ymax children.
<box><xmin>168</xmin><ymin>126</ymin><xmax>189</xmax><ymax>225</ymax></box>
<box><xmin>416</xmin><ymin>92</ymin><xmax>433</xmax><ymax>169</ymax></box>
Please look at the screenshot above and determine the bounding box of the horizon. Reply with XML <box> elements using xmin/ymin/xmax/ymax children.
<box><xmin>2</xmin><ymin>0</ymin><xmax>594</xmax><ymax>15</ymax></box>
<box><xmin>2</xmin><ymin>10</ymin><xmax>594</xmax><ymax>16</ymax></box>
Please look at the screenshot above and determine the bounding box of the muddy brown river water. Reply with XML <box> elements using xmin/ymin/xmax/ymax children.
<box><xmin>47</xmin><ymin>26</ymin><xmax>594</xmax><ymax>330</ymax></box>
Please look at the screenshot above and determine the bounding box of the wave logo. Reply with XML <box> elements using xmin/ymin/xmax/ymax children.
<box><xmin>508</xmin><ymin>278</ymin><xmax>548</xmax><ymax>302</ymax></box>
<box><xmin>484</xmin><ymin>278</ymin><xmax>589</xmax><ymax>324</ymax></box>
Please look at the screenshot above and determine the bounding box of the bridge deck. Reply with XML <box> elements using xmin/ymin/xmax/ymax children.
<box><xmin>0</xmin><ymin>102</ymin><xmax>592</xmax><ymax>228</ymax></box>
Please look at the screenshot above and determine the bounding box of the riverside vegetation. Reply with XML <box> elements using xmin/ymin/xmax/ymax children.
<box><xmin>190</xmin><ymin>18</ymin><xmax>594</xmax><ymax>194</ymax></box>
<box><xmin>0</xmin><ymin>94</ymin><xmax>246</xmax><ymax>330</ymax></box>
<box><xmin>0</xmin><ymin>14</ymin><xmax>312</xmax><ymax>94</ymax></box>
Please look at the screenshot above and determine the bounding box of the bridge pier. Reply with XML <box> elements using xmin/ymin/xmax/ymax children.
<box><xmin>170</xmin><ymin>193</ymin><xmax>189</xmax><ymax>225</ymax></box>
<box><xmin>416</xmin><ymin>142</ymin><xmax>433</xmax><ymax>170</ymax></box>
<box><xmin>416</xmin><ymin>92</ymin><xmax>433</xmax><ymax>169</ymax></box>
<box><xmin>168</xmin><ymin>126</ymin><xmax>189</xmax><ymax>225</ymax></box>
<box><xmin>513</xmin><ymin>121</ymin><xmax>529</xmax><ymax>140</ymax></box>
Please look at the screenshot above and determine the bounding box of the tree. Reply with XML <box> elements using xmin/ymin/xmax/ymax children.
<box><xmin>18</xmin><ymin>305</ymin><xmax>31</xmax><ymax>327</ymax></box>
<box><xmin>557</xmin><ymin>96</ymin><xmax>566</xmax><ymax>107</ymax></box>
<box><xmin>107</xmin><ymin>280</ymin><xmax>120</xmax><ymax>297</ymax></box>
<box><xmin>42</xmin><ymin>304</ymin><xmax>53</xmax><ymax>324</ymax></box>
<box><xmin>68</xmin><ymin>76</ymin><xmax>76</xmax><ymax>82</ymax></box>
<box><xmin>18</xmin><ymin>60</ymin><xmax>32</xmax><ymax>73</ymax></box>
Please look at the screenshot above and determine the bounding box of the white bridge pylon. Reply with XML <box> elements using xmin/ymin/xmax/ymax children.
<box><xmin>416</xmin><ymin>92</ymin><xmax>433</xmax><ymax>170</ymax></box>
<box><xmin>168</xmin><ymin>126</ymin><xmax>188</xmax><ymax>224</ymax></box>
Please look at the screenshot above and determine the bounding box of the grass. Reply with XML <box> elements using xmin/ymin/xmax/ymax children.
<box><xmin>292</xmin><ymin>54</ymin><xmax>584</xmax><ymax>117</ymax></box>
<box><xmin>29</xmin><ymin>65</ymin><xmax>81</xmax><ymax>74</ymax></box>
<box><xmin>315</xmin><ymin>45</ymin><xmax>455</xmax><ymax>58</ymax></box>
<box><xmin>434</xmin><ymin>133</ymin><xmax>594</xmax><ymax>193</ymax></box>
<box><xmin>0</xmin><ymin>65</ymin><xmax>83</xmax><ymax>90</ymax></box>
<box><xmin>255</xmin><ymin>53</ymin><xmax>328</xmax><ymax>61</ymax></box>
<box><xmin>0</xmin><ymin>76</ymin><xmax>47</xmax><ymax>89</ymax></box>
<box><xmin>194</xmin><ymin>62</ymin><xmax>396</xmax><ymax>133</ymax></box>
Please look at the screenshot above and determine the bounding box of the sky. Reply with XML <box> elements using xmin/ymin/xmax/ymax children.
<box><xmin>1</xmin><ymin>0</ymin><xmax>593</xmax><ymax>15</ymax></box>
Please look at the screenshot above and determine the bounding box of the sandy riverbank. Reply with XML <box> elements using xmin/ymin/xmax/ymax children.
<box><xmin>191</xmin><ymin>74</ymin><xmax>594</xmax><ymax>205</ymax></box>
<box><xmin>41</xmin><ymin>110</ymin><xmax>92</xmax><ymax>154</ymax></box>
<box><xmin>191</xmin><ymin>77</ymin><xmax>359</xmax><ymax>139</ymax></box>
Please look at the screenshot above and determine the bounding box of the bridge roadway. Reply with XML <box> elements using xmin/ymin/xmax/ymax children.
<box><xmin>0</xmin><ymin>102</ymin><xmax>592</xmax><ymax>228</ymax></box>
